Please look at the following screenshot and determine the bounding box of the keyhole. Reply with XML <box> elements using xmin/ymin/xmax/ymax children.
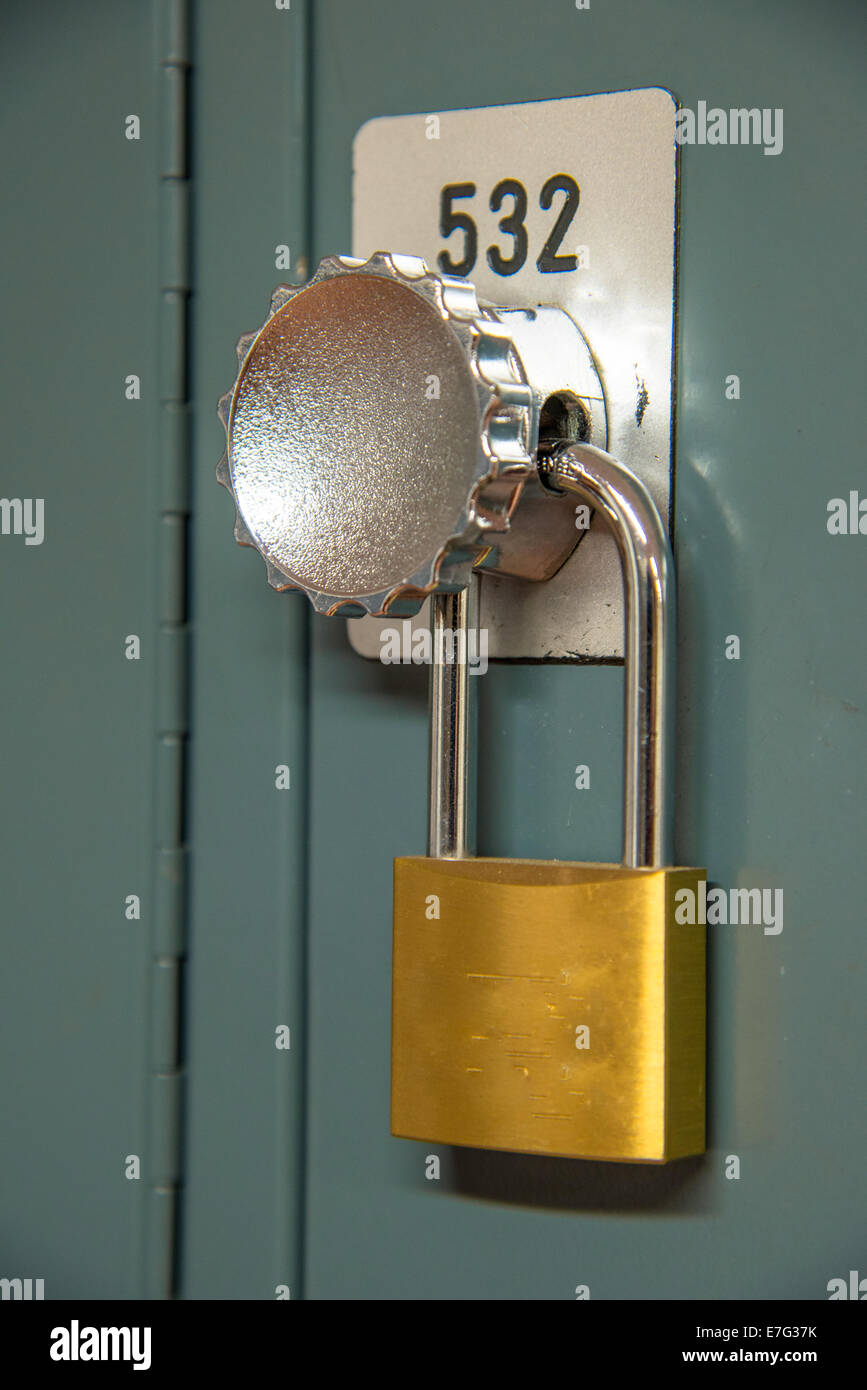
<box><xmin>538</xmin><ymin>391</ymin><xmax>591</xmax><ymax>458</ymax></box>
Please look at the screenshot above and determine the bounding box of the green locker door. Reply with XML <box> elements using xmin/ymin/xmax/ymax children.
<box><xmin>1</xmin><ymin>0</ymin><xmax>864</xmax><ymax>1302</ymax></box>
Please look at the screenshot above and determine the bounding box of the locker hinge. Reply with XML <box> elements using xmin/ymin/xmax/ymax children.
<box><xmin>148</xmin><ymin>0</ymin><xmax>190</xmax><ymax>1300</ymax></box>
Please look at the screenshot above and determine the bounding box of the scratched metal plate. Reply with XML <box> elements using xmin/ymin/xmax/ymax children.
<box><xmin>348</xmin><ymin>88</ymin><xmax>678</xmax><ymax>660</ymax></box>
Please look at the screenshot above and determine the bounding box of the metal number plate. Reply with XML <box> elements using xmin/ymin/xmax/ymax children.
<box><xmin>349</xmin><ymin>88</ymin><xmax>678</xmax><ymax>661</ymax></box>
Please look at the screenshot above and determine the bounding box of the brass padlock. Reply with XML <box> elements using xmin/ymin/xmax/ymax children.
<box><xmin>391</xmin><ymin>442</ymin><xmax>706</xmax><ymax>1163</ymax></box>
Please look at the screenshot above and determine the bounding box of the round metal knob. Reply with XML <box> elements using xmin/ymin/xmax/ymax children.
<box><xmin>217</xmin><ymin>252</ymin><xmax>604</xmax><ymax>616</ymax></box>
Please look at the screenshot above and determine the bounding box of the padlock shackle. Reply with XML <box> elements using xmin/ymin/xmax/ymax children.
<box><xmin>428</xmin><ymin>582</ymin><xmax>478</xmax><ymax>858</ymax></box>
<box><xmin>427</xmin><ymin>444</ymin><xmax>674</xmax><ymax>868</ymax></box>
<box><xmin>543</xmin><ymin>443</ymin><xmax>675</xmax><ymax>868</ymax></box>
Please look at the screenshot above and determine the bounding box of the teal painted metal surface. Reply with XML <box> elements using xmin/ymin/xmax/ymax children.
<box><xmin>180</xmin><ymin>0</ymin><xmax>310</xmax><ymax>1298</ymax></box>
<box><xmin>2</xmin><ymin>0</ymin><xmax>864</xmax><ymax>1302</ymax></box>
<box><xmin>301</xmin><ymin>0</ymin><xmax>866</xmax><ymax>1297</ymax></box>
<box><xmin>0</xmin><ymin>0</ymin><xmax>169</xmax><ymax>1298</ymax></box>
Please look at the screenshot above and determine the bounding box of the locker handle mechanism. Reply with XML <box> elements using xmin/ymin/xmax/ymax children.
<box><xmin>217</xmin><ymin>252</ymin><xmax>606</xmax><ymax>616</ymax></box>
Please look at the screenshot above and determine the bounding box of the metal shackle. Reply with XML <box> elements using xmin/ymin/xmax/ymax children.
<box><xmin>428</xmin><ymin>441</ymin><xmax>675</xmax><ymax>870</ymax></box>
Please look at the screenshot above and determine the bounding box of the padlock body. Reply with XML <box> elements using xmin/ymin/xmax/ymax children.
<box><xmin>392</xmin><ymin>858</ymin><xmax>706</xmax><ymax>1162</ymax></box>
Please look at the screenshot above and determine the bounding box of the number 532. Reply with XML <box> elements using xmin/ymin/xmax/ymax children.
<box><xmin>437</xmin><ymin>175</ymin><xmax>580</xmax><ymax>279</ymax></box>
